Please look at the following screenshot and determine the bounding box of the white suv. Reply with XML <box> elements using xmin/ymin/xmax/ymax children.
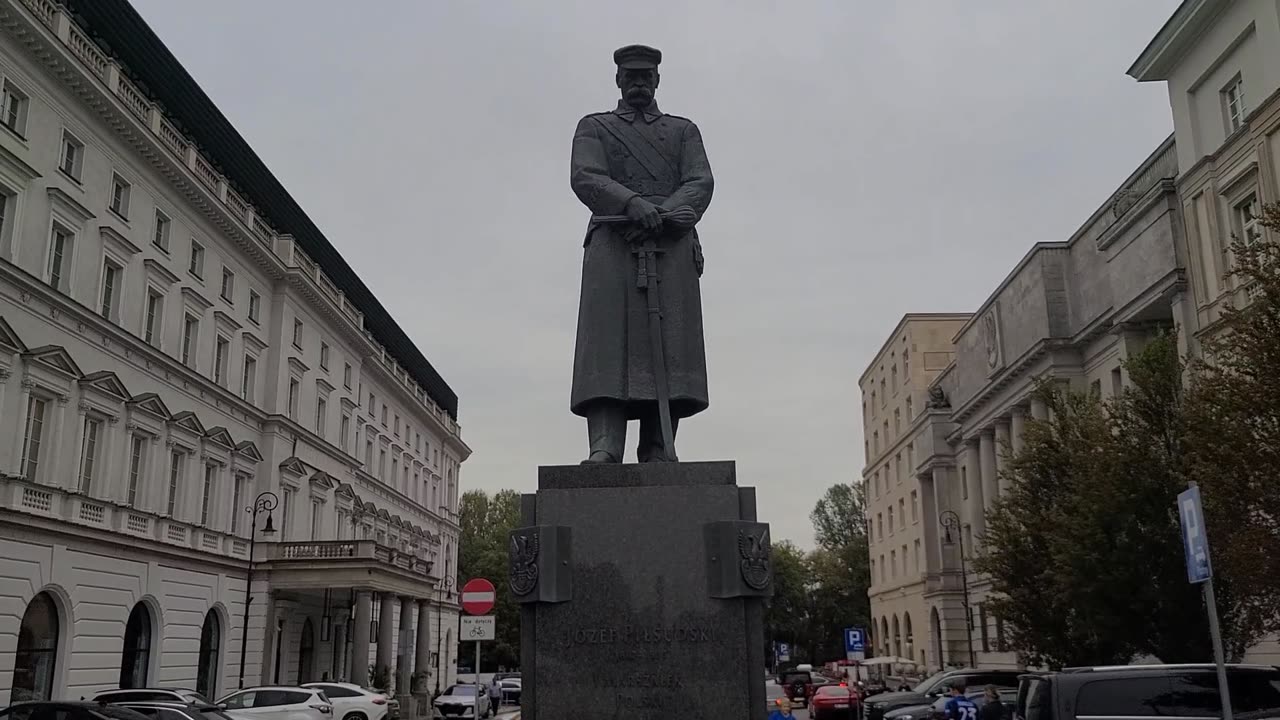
<box><xmin>301</xmin><ymin>683</ymin><xmax>395</xmax><ymax>720</ymax></box>
<box><xmin>217</xmin><ymin>687</ymin><xmax>333</xmax><ymax>720</ymax></box>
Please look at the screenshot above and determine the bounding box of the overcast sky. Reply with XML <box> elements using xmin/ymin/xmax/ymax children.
<box><xmin>130</xmin><ymin>0</ymin><xmax>1178</xmax><ymax>547</ymax></box>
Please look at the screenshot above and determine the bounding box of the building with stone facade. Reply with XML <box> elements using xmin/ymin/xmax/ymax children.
<box><xmin>867</xmin><ymin>136</ymin><xmax>1188</xmax><ymax>671</ymax></box>
<box><xmin>860</xmin><ymin>314</ymin><xmax>970</xmax><ymax>669</ymax></box>
<box><xmin>0</xmin><ymin>0</ymin><xmax>467</xmax><ymax>706</ymax></box>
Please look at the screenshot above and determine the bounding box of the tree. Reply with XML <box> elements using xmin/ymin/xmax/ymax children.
<box><xmin>980</xmin><ymin>335</ymin><xmax>1271</xmax><ymax>667</ymax></box>
<box><xmin>1183</xmin><ymin>207</ymin><xmax>1280</xmax><ymax>652</ymax></box>
<box><xmin>804</xmin><ymin>483</ymin><xmax>871</xmax><ymax>662</ymax></box>
<box><xmin>458</xmin><ymin>489</ymin><xmax>522</xmax><ymax>670</ymax></box>
<box><xmin>764</xmin><ymin>539</ymin><xmax>809</xmax><ymax>666</ymax></box>
<box><xmin>810</xmin><ymin>482</ymin><xmax>865</xmax><ymax>551</ymax></box>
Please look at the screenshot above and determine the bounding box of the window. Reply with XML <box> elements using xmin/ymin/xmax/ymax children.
<box><xmin>995</xmin><ymin>616</ymin><xmax>1006</xmax><ymax>652</ymax></box>
<box><xmin>903</xmin><ymin>348</ymin><xmax>909</xmax><ymax>377</ymax></box>
<box><xmin>110</xmin><ymin>174</ymin><xmax>131</xmax><ymax>218</ymax></box>
<box><xmin>59</xmin><ymin>131</ymin><xmax>83</xmax><ymax>181</ymax></box>
<box><xmin>888</xmin><ymin>507</ymin><xmax>895</xmax><ymax>534</ymax></box>
<box><xmin>876</xmin><ymin>513</ymin><xmax>883</xmax><ymax>541</ymax></box>
<box><xmin>46</xmin><ymin>224</ymin><xmax>71</xmax><ymax>291</ymax></box>
<box><xmin>21</xmin><ymin>395</ymin><xmax>47</xmax><ymax>481</ymax></box>
<box><xmin>891</xmin><ymin>363</ymin><xmax>898</xmax><ymax>391</ymax></box>
<box><xmin>961</xmin><ymin>466</ymin><xmax>969</xmax><ymax>500</ymax></box>
<box><xmin>963</xmin><ymin>524</ymin><xmax>972</xmax><ymax>553</ymax></box>
<box><xmin>880</xmin><ymin>378</ymin><xmax>886</xmax><ymax>406</ymax></box>
<box><xmin>394</xmin><ymin>414</ymin><xmax>400</xmax><ymax>437</ymax></box>
<box><xmin>166</xmin><ymin>449</ymin><xmax>185</xmax><ymax>516</ymax></box>
<box><xmin>896</xmin><ymin>452</ymin><xmax>903</xmax><ymax>483</ymax></box>
<box><xmin>1224</xmin><ymin>76</ymin><xmax>1247</xmax><ymax>132</ymax></box>
<box><xmin>898</xmin><ymin>498</ymin><xmax>905</xmax><ymax>526</ymax></box>
<box><xmin>316</xmin><ymin>395</ymin><xmax>327</xmax><ymax>436</ymax></box>
<box><xmin>340</xmin><ymin>414</ymin><xmax>351</xmax><ymax>453</ymax></box>
<box><xmin>870</xmin><ymin>559</ymin><xmax>876</xmax><ymax>584</ymax></box>
<box><xmin>214</xmin><ymin>336</ymin><xmax>230</xmax><ymax>386</ymax></box>
<box><xmin>200</xmin><ymin>464</ymin><xmax>215</xmax><ymax>526</ymax></box>
<box><xmin>365</xmin><ymin>439</ymin><xmax>374</xmax><ymax>468</ymax></box>
<box><xmin>241</xmin><ymin>355</ymin><xmax>257</xmax><ymax>402</ymax></box>
<box><xmin>287</xmin><ymin>379</ymin><xmax>300</xmax><ymax>420</ymax></box>
<box><xmin>913</xmin><ymin>540</ymin><xmax>921</xmax><ymax>573</ymax></box>
<box><xmin>188</xmin><ymin>240</ymin><xmax>205</xmax><ymax>278</ymax></box>
<box><xmin>381</xmin><ymin>405</ymin><xmax>388</xmax><ymax>427</ymax></box>
<box><xmin>145</xmin><ymin>290</ymin><xmax>163</xmax><ymax>347</ymax></box>
<box><xmin>1238</xmin><ymin>193</ymin><xmax>1262</xmax><ymax>247</ymax></box>
<box><xmin>368</xmin><ymin>393</ymin><xmax>375</xmax><ymax>418</ymax></box>
<box><xmin>76</xmin><ymin>416</ymin><xmax>103</xmax><ymax>494</ymax></box>
<box><xmin>248</xmin><ymin>289</ymin><xmax>261</xmax><ymax>324</ymax></box>
<box><xmin>196</xmin><ymin>611</ymin><xmax>220</xmax><ymax>700</ymax></box>
<box><xmin>292</xmin><ymin>318</ymin><xmax>303</xmax><ymax>348</ymax></box>
<box><xmin>911</xmin><ymin>490</ymin><xmax>919</xmax><ymax>522</ymax></box>
<box><xmin>379</xmin><ymin>449</ymin><xmax>387</xmax><ymax>480</ymax></box>
<box><xmin>220</xmin><ymin>266</ymin><xmax>235</xmax><ymax>302</ymax></box>
<box><xmin>231</xmin><ymin>475</ymin><xmax>244</xmax><ymax>534</ymax></box>
<box><xmin>153</xmin><ymin>210</ymin><xmax>171</xmax><ymax>251</ymax></box>
<box><xmin>181</xmin><ymin>314</ymin><xmax>199</xmax><ymax>367</ymax></box>
<box><xmin>894</xmin><ymin>408</ymin><xmax>901</xmax><ymax>434</ymax></box>
<box><xmin>14</xmin><ymin>592</ymin><xmax>60</xmax><ymax>701</ymax></box>
<box><xmin>901</xmin><ymin>544</ymin><xmax>908</xmax><ymax>575</ymax></box>
<box><xmin>127</xmin><ymin>435</ymin><xmax>146</xmax><ymax>505</ymax></box>
<box><xmin>906</xmin><ymin>396</ymin><xmax>914</xmax><ymax>421</ymax></box>
<box><xmin>2</xmin><ymin>80</ymin><xmax>29</xmax><ymax>136</ymax></box>
<box><xmin>890</xmin><ymin>550</ymin><xmax>897</xmax><ymax>578</ymax></box>
<box><xmin>1111</xmin><ymin>367</ymin><xmax>1123</xmax><ymax>397</ymax></box>
<box><xmin>392</xmin><ymin>458</ymin><xmax>399</xmax><ymax>488</ymax></box>
<box><xmin>100</xmin><ymin>260</ymin><xmax>122</xmax><ymax>320</ymax></box>
<box><xmin>319</xmin><ymin>342</ymin><xmax>330</xmax><ymax>371</ymax></box>
<box><xmin>310</xmin><ymin>502</ymin><xmax>321</xmax><ymax>541</ymax></box>
<box><xmin>343</xmin><ymin>362</ymin><xmax>352</xmax><ymax>389</ymax></box>
<box><xmin>281</xmin><ymin>489</ymin><xmax>293</xmax><ymax>538</ymax></box>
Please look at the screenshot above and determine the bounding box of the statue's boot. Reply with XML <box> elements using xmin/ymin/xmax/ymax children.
<box><xmin>582</xmin><ymin>401</ymin><xmax>625</xmax><ymax>464</ymax></box>
<box><xmin>637</xmin><ymin>411</ymin><xmax>679</xmax><ymax>463</ymax></box>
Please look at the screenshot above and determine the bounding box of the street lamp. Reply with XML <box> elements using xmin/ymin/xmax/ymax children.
<box><xmin>938</xmin><ymin>510</ymin><xmax>976</xmax><ymax>668</ymax></box>
<box><xmin>434</xmin><ymin>575</ymin><xmax>456</xmax><ymax>698</ymax></box>
<box><xmin>237</xmin><ymin>491</ymin><xmax>278</xmax><ymax>688</ymax></box>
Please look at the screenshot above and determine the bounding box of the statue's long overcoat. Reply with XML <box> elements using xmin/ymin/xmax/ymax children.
<box><xmin>568</xmin><ymin>99</ymin><xmax>714</xmax><ymax>420</ymax></box>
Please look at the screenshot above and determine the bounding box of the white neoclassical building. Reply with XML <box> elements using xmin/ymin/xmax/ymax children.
<box><xmin>0</xmin><ymin>0</ymin><xmax>469</xmax><ymax>706</ymax></box>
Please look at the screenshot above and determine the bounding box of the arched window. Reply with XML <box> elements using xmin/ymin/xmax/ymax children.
<box><xmin>903</xmin><ymin>612</ymin><xmax>914</xmax><ymax>659</ymax></box>
<box><xmin>892</xmin><ymin>614</ymin><xmax>902</xmax><ymax>657</ymax></box>
<box><xmin>196</xmin><ymin>610</ymin><xmax>221</xmax><ymax>700</ymax></box>
<box><xmin>12</xmin><ymin>592</ymin><xmax>60</xmax><ymax>701</ymax></box>
<box><xmin>298</xmin><ymin>618</ymin><xmax>315</xmax><ymax>683</ymax></box>
<box><xmin>120</xmin><ymin>602</ymin><xmax>153</xmax><ymax>688</ymax></box>
<box><xmin>880</xmin><ymin>617</ymin><xmax>889</xmax><ymax>655</ymax></box>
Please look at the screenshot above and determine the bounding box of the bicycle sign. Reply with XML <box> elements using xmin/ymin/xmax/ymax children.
<box><xmin>460</xmin><ymin>615</ymin><xmax>495</xmax><ymax>641</ymax></box>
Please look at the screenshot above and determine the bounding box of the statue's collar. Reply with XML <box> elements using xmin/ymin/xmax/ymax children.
<box><xmin>614</xmin><ymin>99</ymin><xmax>662</xmax><ymax>124</ymax></box>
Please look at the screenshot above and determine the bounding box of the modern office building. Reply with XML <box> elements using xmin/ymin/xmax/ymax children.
<box><xmin>860</xmin><ymin>313</ymin><xmax>970</xmax><ymax>670</ymax></box>
<box><xmin>0</xmin><ymin>0</ymin><xmax>468</xmax><ymax>705</ymax></box>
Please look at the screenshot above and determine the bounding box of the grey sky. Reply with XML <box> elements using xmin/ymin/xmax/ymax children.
<box><xmin>130</xmin><ymin>0</ymin><xmax>1178</xmax><ymax>547</ymax></box>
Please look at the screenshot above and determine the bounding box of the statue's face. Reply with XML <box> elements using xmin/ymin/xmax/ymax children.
<box><xmin>616</xmin><ymin>67</ymin><xmax>659</xmax><ymax>108</ymax></box>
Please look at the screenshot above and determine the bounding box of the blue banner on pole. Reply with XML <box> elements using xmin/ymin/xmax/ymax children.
<box><xmin>1178</xmin><ymin>486</ymin><xmax>1212</xmax><ymax>584</ymax></box>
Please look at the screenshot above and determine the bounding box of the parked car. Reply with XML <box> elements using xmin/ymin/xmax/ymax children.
<box><xmin>432</xmin><ymin>684</ymin><xmax>491</xmax><ymax>718</ymax></box>
<box><xmin>1</xmin><ymin>704</ymin><xmax>152</xmax><ymax>720</ymax></box>
<box><xmin>116</xmin><ymin>701</ymin><xmax>238</xmax><ymax>720</ymax></box>
<box><xmin>301</xmin><ymin>683</ymin><xmax>395</xmax><ymax>720</ymax></box>
<box><xmin>781</xmin><ymin>670</ymin><xmax>814</xmax><ymax>706</ymax></box>
<box><xmin>216</xmin><ymin>687</ymin><xmax>333</xmax><ymax>720</ymax></box>
<box><xmin>495</xmin><ymin>678</ymin><xmax>521</xmax><ymax>707</ymax></box>
<box><xmin>94</xmin><ymin>690</ymin><xmax>212</xmax><ymax>706</ymax></box>
<box><xmin>885</xmin><ymin>688</ymin><xmax>1017</xmax><ymax>720</ymax></box>
<box><xmin>810</xmin><ymin>684</ymin><xmax>860</xmax><ymax>720</ymax></box>
<box><xmin>865</xmin><ymin>669</ymin><xmax>1023</xmax><ymax>720</ymax></box>
<box><xmin>1016</xmin><ymin>663</ymin><xmax>1280</xmax><ymax>720</ymax></box>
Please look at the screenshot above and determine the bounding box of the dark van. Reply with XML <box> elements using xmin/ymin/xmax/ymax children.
<box><xmin>1017</xmin><ymin>664</ymin><xmax>1280</xmax><ymax>720</ymax></box>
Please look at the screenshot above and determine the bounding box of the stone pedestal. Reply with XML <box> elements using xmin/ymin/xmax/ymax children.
<box><xmin>512</xmin><ymin>461</ymin><xmax>770</xmax><ymax>720</ymax></box>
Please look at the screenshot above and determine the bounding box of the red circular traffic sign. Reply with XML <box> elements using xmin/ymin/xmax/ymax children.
<box><xmin>461</xmin><ymin>578</ymin><xmax>496</xmax><ymax>615</ymax></box>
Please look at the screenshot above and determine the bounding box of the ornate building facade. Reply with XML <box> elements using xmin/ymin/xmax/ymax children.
<box><xmin>0</xmin><ymin>0</ymin><xmax>468</xmax><ymax>705</ymax></box>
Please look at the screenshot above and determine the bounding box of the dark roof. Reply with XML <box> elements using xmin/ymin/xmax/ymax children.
<box><xmin>62</xmin><ymin>0</ymin><xmax>458</xmax><ymax>420</ymax></box>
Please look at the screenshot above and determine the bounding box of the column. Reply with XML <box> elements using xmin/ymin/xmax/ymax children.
<box><xmin>993</xmin><ymin>420</ymin><xmax>1011</xmax><ymax>498</ymax></box>
<box><xmin>978</xmin><ymin>430</ymin><xmax>997</xmax><ymax>524</ymax></box>
<box><xmin>0</xmin><ymin>369</ymin><xmax>10</xmax><ymax>471</ymax></box>
<box><xmin>10</xmin><ymin>377</ymin><xmax>32</xmax><ymax>476</ymax></box>
<box><xmin>1010</xmin><ymin>407</ymin><xmax>1027</xmax><ymax>456</ymax></box>
<box><xmin>377</xmin><ymin>592</ymin><xmax>395</xmax><ymax>677</ymax></box>
<box><xmin>415</xmin><ymin>599</ymin><xmax>432</xmax><ymax>693</ymax></box>
<box><xmin>333</xmin><ymin>623</ymin><xmax>347</xmax><ymax>682</ymax></box>
<box><xmin>259</xmin><ymin>591</ymin><xmax>280</xmax><ymax>686</ymax></box>
<box><xmin>98</xmin><ymin>417</ymin><xmax>120</xmax><ymax>501</ymax></box>
<box><xmin>351</xmin><ymin>591</ymin><xmax>372</xmax><ymax>687</ymax></box>
<box><xmin>396</xmin><ymin>596</ymin><xmax>414</xmax><ymax>696</ymax></box>
<box><xmin>921</xmin><ymin>470</ymin><xmax>942</xmax><ymax>573</ymax></box>
<box><xmin>964</xmin><ymin>440</ymin><xmax>985</xmax><ymax>541</ymax></box>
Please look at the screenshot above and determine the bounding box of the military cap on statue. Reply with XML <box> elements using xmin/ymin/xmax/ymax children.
<box><xmin>613</xmin><ymin>44</ymin><xmax>662</xmax><ymax>69</ymax></box>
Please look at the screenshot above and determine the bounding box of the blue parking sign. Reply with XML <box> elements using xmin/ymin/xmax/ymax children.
<box><xmin>844</xmin><ymin>627</ymin><xmax>865</xmax><ymax>653</ymax></box>
<box><xmin>777</xmin><ymin>642</ymin><xmax>791</xmax><ymax>662</ymax></box>
<box><xmin>1178</xmin><ymin>486</ymin><xmax>1212</xmax><ymax>584</ymax></box>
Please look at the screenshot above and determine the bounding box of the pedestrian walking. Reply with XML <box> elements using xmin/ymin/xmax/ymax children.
<box><xmin>944</xmin><ymin>681</ymin><xmax>979</xmax><ymax>720</ymax></box>
<box><xmin>980</xmin><ymin>686</ymin><xmax>1007</xmax><ymax>720</ymax></box>
<box><xmin>769</xmin><ymin>698</ymin><xmax>797</xmax><ymax>720</ymax></box>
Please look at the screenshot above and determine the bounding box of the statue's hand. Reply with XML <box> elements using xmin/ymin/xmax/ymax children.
<box><xmin>664</xmin><ymin>206</ymin><xmax>698</xmax><ymax>228</ymax></box>
<box><xmin>625</xmin><ymin>196</ymin><xmax>663</xmax><ymax>231</ymax></box>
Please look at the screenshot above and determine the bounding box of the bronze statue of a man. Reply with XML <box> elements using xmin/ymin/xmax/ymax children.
<box><xmin>569</xmin><ymin>44</ymin><xmax>714</xmax><ymax>464</ymax></box>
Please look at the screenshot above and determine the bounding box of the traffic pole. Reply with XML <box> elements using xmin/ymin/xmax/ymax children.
<box><xmin>1204</xmin><ymin>575</ymin><xmax>1233</xmax><ymax>720</ymax></box>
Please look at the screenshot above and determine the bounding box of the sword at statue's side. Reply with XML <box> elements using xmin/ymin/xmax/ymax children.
<box><xmin>593</xmin><ymin>206</ymin><xmax>698</xmax><ymax>462</ymax></box>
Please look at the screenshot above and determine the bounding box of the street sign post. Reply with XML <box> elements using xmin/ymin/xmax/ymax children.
<box><xmin>460</xmin><ymin>579</ymin><xmax>496</xmax><ymax>697</ymax></box>
<box><xmin>1178</xmin><ymin>485</ymin><xmax>1233</xmax><ymax>720</ymax></box>
<box><xmin>461</xmin><ymin>578</ymin><xmax>496</xmax><ymax>615</ymax></box>
<box><xmin>844</xmin><ymin>627</ymin><xmax>866</xmax><ymax>662</ymax></box>
<box><xmin>777</xmin><ymin>642</ymin><xmax>790</xmax><ymax>663</ymax></box>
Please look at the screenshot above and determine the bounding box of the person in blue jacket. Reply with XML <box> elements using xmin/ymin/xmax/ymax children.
<box><xmin>769</xmin><ymin>697</ymin><xmax>796</xmax><ymax>720</ymax></box>
<box><xmin>944</xmin><ymin>680</ymin><xmax>979</xmax><ymax>720</ymax></box>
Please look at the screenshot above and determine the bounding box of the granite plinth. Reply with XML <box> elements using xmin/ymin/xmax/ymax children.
<box><xmin>518</xmin><ymin>461</ymin><xmax>768</xmax><ymax>720</ymax></box>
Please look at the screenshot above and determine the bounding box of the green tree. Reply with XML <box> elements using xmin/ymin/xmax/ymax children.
<box><xmin>764</xmin><ymin>539</ymin><xmax>809</xmax><ymax>665</ymax></box>
<box><xmin>810</xmin><ymin>482</ymin><xmax>865</xmax><ymax>551</ymax></box>
<box><xmin>805</xmin><ymin>483</ymin><xmax>871</xmax><ymax>662</ymax></box>
<box><xmin>458</xmin><ymin>488</ymin><xmax>522</xmax><ymax>670</ymax></box>
<box><xmin>980</xmin><ymin>336</ymin><xmax>1267</xmax><ymax>667</ymax></box>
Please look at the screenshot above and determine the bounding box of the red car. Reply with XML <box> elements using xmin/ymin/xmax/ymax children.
<box><xmin>810</xmin><ymin>684</ymin><xmax>860</xmax><ymax>720</ymax></box>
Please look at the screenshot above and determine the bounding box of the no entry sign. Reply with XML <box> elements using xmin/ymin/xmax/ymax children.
<box><xmin>461</xmin><ymin>578</ymin><xmax>496</xmax><ymax>615</ymax></box>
